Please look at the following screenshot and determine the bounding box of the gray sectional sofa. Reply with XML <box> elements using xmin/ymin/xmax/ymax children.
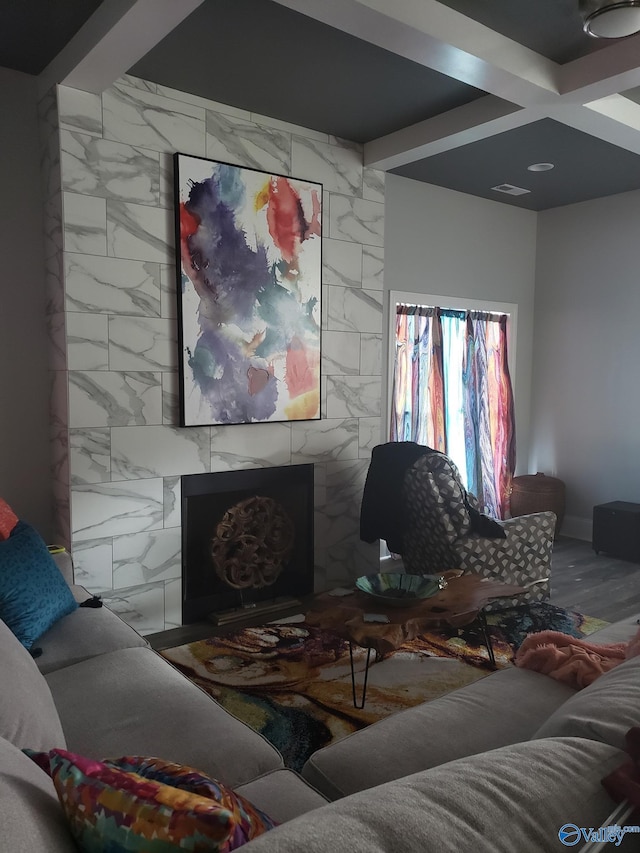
<box><xmin>3</xmin><ymin>551</ymin><xmax>640</xmax><ymax>852</ymax></box>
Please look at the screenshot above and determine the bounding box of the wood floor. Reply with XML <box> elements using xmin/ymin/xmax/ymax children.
<box><xmin>147</xmin><ymin>536</ymin><xmax>640</xmax><ymax>651</ymax></box>
<box><xmin>549</xmin><ymin>536</ymin><xmax>640</xmax><ymax>623</ymax></box>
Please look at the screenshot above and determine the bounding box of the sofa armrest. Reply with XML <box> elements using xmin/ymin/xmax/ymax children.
<box><xmin>51</xmin><ymin>550</ymin><xmax>74</xmax><ymax>587</ymax></box>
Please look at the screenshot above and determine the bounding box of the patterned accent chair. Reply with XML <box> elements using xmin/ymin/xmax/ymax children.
<box><xmin>401</xmin><ymin>452</ymin><xmax>556</xmax><ymax>606</ymax></box>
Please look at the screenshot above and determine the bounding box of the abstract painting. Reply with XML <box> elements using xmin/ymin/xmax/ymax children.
<box><xmin>174</xmin><ymin>153</ymin><xmax>322</xmax><ymax>426</ymax></box>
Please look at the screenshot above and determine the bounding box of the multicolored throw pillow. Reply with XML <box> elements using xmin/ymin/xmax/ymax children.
<box><xmin>24</xmin><ymin>749</ymin><xmax>278</xmax><ymax>852</ymax></box>
<box><xmin>0</xmin><ymin>497</ymin><xmax>18</xmax><ymax>540</ymax></box>
<box><xmin>0</xmin><ymin>521</ymin><xmax>78</xmax><ymax>648</ymax></box>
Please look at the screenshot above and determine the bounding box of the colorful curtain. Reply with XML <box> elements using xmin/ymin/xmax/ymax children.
<box><xmin>391</xmin><ymin>305</ymin><xmax>515</xmax><ymax>519</ymax></box>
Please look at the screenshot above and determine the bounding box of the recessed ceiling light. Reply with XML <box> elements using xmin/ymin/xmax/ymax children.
<box><xmin>527</xmin><ymin>163</ymin><xmax>555</xmax><ymax>172</ymax></box>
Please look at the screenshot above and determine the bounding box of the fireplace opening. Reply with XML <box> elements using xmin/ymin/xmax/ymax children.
<box><xmin>181</xmin><ymin>464</ymin><xmax>314</xmax><ymax>624</ymax></box>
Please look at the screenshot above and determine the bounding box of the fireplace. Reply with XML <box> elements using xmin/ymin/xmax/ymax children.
<box><xmin>181</xmin><ymin>464</ymin><xmax>314</xmax><ymax>624</ymax></box>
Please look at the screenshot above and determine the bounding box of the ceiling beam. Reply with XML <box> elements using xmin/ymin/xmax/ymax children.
<box><xmin>38</xmin><ymin>0</ymin><xmax>205</xmax><ymax>98</ymax></box>
<box><xmin>270</xmin><ymin>0</ymin><xmax>560</xmax><ymax>104</ymax></box>
<box><xmin>365</xmin><ymin>96</ymin><xmax>538</xmax><ymax>170</ymax></box>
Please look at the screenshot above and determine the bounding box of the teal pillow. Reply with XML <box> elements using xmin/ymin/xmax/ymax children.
<box><xmin>0</xmin><ymin>521</ymin><xmax>77</xmax><ymax>648</ymax></box>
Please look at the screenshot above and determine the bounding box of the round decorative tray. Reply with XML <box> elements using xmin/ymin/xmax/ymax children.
<box><xmin>354</xmin><ymin>572</ymin><xmax>446</xmax><ymax>607</ymax></box>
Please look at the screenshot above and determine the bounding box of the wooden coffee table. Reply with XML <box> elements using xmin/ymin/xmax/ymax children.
<box><xmin>305</xmin><ymin>572</ymin><xmax>527</xmax><ymax>707</ymax></box>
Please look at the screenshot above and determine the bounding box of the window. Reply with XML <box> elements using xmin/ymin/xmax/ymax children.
<box><xmin>388</xmin><ymin>292</ymin><xmax>517</xmax><ymax>519</ymax></box>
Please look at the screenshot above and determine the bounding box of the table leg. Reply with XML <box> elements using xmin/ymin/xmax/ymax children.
<box><xmin>349</xmin><ymin>643</ymin><xmax>376</xmax><ymax>709</ymax></box>
<box><xmin>476</xmin><ymin>610</ymin><xmax>496</xmax><ymax>668</ymax></box>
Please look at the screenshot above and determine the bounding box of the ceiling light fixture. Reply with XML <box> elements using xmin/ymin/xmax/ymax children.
<box><xmin>527</xmin><ymin>163</ymin><xmax>555</xmax><ymax>172</ymax></box>
<box><xmin>580</xmin><ymin>0</ymin><xmax>640</xmax><ymax>38</ymax></box>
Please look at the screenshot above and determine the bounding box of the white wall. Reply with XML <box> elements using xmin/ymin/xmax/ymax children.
<box><xmin>384</xmin><ymin>175</ymin><xmax>538</xmax><ymax>472</ymax></box>
<box><xmin>532</xmin><ymin>189</ymin><xmax>640</xmax><ymax>539</ymax></box>
<box><xmin>0</xmin><ymin>68</ymin><xmax>51</xmax><ymax>536</ymax></box>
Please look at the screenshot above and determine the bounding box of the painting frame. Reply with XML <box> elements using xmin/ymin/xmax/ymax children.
<box><xmin>174</xmin><ymin>152</ymin><xmax>323</xmax><ymax>427</ymax></box>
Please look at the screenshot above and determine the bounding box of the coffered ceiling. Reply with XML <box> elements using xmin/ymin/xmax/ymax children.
<box><xmin>5</xmin><ymin>0</ymin><xmax>640</xmax><ymax>210</ymax></box>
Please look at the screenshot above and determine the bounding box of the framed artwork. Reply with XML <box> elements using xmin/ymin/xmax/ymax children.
<box><xmin>174</xmin><ymin>153</ymin><xmax>322</xmax><ymax>427</ymax></box>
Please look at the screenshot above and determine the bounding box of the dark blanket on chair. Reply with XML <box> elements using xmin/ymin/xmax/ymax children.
<box><xmin>360</xmin><ymin>442</ymin><xmax>505</xmax><ymax>554</ymax></box>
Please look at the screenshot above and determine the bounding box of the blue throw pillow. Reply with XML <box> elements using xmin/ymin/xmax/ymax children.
<box><xmin>0</xmin><ymin>521</ymin><xmax>78</xmax><ymax>648</ymax></box>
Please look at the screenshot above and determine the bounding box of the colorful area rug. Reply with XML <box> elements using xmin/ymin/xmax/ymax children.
<box><xmin>161</xmin><ymin>602</ymin><xmax>607</xmax><ymax>772</ymax></box>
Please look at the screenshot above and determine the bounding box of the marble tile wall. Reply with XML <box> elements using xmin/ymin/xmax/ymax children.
<box><xmin>45</xmin><ymin>75</ymin><xmax>385</xmax><ymax>633</ymax></box>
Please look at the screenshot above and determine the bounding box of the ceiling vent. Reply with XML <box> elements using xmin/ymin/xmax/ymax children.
<box><xmin>491</xmin><ymin>183</ymin><xmax>531</xmax><ymax>196</ymax></box>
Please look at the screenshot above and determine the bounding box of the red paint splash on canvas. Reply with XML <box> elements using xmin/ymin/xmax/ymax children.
<box><xmin>266</xmin><ymin>177</ymin><xmax>321</xmax><ymax>265</ymax></box>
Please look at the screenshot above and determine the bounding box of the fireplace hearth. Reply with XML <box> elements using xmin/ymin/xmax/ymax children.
<box><xmin>181</xmin><ymin>464</ymin><xmax>314</xmax><ymax>624</ymax></box>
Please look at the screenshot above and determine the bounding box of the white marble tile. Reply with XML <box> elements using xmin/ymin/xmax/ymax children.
<box><xmin>61</xmin><ymin>131</ymin><xmax>161</xmax><ymax>206</ymax></box>
<box><xmin>157</xmin><ymin>85</ymin><xmax>250</xmax><ymax>120</ymax></box>
<box><xmin>210</xmin><ymin>423</ymin><xmax>292</xmax><ymax>471</ymax></box>
<box><xmin>69</xmin><ymin>370</ymin><xmax>162</xmax><ymax>428</ymax></box>
<box><xmin>321</xmin><ymin>330</ymin><xmax>360</xmax><ymax>376</ymax></box>
<box><xmin>362</xmin><ymin>245</ymin><xmax>384</xmax><ymax>291</ymax></box>
<box><xmin>320</xmin><ymin>373</ymin><xmax>328</xmax><ymax>419</ymax></box>
<box><xmin>329</xmin><ymin>137</ymin><xmax>363</xmax><ymax>153</ymax></box>
<box><xmin>321</xmin><ymin>458</ymin><xmax>370</xmax><ymax>551</ymax></box>
<box><xmin>321</xmin><ymin>284</ymin><xmax>329</xmax><ymax>331</ymax></box>
<box><xmin>69</xmin><ymin>428</ymin><xmax>111</xmax><ymax>484</ymax></box>
<box><xmin>109</xmin><ymin>316</ymin><xmax>176</xmax><ymax>371</ymax></box>
<box><xmin>329</xmin><ymin>195</ymin><xmax>384</xmax><ymax>247</ymax></box>
<box><xmin>71</xmin><ymin>479</ymin><xmax>164</xmax><ymax>541</ymax></box>
<box><xmin>50</xmin><ymin>421</ymin><xmax>69</xmax><ymax>500</ymax></box>
<box><xmin>48</xmin><ymin>311</ymin><xmax>67</xmax><ymax>371</ymax></box>
<box><xmin>206</xmin><ymin>112</ymin><xmax>291</xmax><ymax>174</ymax></box>
<box><xmin>106</xmin><ymin>200</ymin><xmax>174</xmax><ymax>263</ymax></box>
<box><xmin>360</xmin><ymin>333</ymin><xmax>382</xmax><ymax>375</ymax></box>
<box><xmin>326</xmin><ymin>376</ymin><xmax>382</xmax><ymax>418</ymax></box>
<box><xmin>162</xmin><ymin>372</ymin><xmax>180</xmax><ymax>425</ymax></box>
<box><xmin>358</xmin><ymin>417</ymin><xmax>383</xmax><ymax>458</ymax></box>
<box><xmin>326</xmin><ymin>538</ymin><xmax>380</xmax><ymax>582</ymax></box>
<box><xmin>160</xmin><ymin>264</ymin><xmax>177</xmax><ymax>319</ymax></box>
<box><xmin>327</xmin><ymin>286</ymin><xmax>383</xmax><ymax>334</ymax></box>
<box><xmin>115</xmin><ymin>75</ymin><xmax>157</xmax><ymax>94</ymax></box>
<box><xmin>291</xmin><ymin>418</ymin><xmax>359</xmax><ymax>463</ymax></box>
<box><xmin>63</xmin><ymin>192</ymin><xmax>106</xmax><ymax>255</ymax></box>
<box><xmin>70</xmin><ymin>538</ymin><xmax>114</xmax><ymax>593</ymax></box>
<box><xmin>164</xmin><ymin>577</ymin><xmax>183</xmax><ymax>629</ymax></box>
<box><xmin>163</xmin><ymin>476</ymin><xmax>181</xmax><ymax>528</ymax></box>
<box><xmin>50</xmin><ymin>370</ymin><xmax>69</xmax><ymax>436</ymax></box>
<box><xmin>58</xmin><ymin>86</ymin><xmax>103</xmax><ymax>137</ymax></box>
<box><xmin>101</xmin><ymin>582</ymin><xmax>166</xmax><ymax>635</ymax></box>
<box><xmin>255</xmin><ymin>116</ymin><xmax>327</xmax><ymax>143</ymax></box>
<box><xmin>66</xmin><ymin>313</ymin><xmax>109</xmax><ymax>370</ymax></box>
<box><xmin>363</xmin><ymin>167</ymin><xmax>385</xmax><ymax>204</ymax></box>
<box><xmin>159</xmin><ymin>153</ymin><xmax>174</xmax><ymax>210</ymax></box>
<box><xmin>113</xmin><ymin>527</ymin><xmax>181</xmax><ymax>589</ymax></box>
<box><xmin>44</xmin><ymin>194</ymin><xmax>64</xmax><ymax>315</ymax></box>
<box><xmin>322</xmin><ymin>238</ymin><xmax>362</xmax><ymax>288</ymax></box>
<box><xmin>102</xmin><ymin>85</ymin><xmax>206</xmax><ymax>156</ymax></box>
<box><xmin>111</xmin><ymin>425</ymin><xmax>211</xmax><ymax>479</ymax></box>
<box><xmin>65</xmin><ymin>254</ymin><xmax>162</xmax><ymax>316</ymax></box>
<box><xmin>292</xmin><ymin>137</ymin><xmax>362</xmax><ymax>196</ymax></box>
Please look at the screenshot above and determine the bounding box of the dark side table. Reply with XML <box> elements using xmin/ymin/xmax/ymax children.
<box><xmin>592</xmin><ymin>501</ymin><xmax>640</xmax><ymax>563</ymax></box>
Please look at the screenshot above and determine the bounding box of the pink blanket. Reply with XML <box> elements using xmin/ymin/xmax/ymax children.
<box><xmin>514</xmin><ymin>626</ymin><xmax>640</xmax><ymax>690</ymax></box>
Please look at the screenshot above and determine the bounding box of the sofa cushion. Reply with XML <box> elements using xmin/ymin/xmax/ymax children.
<box><xmin>34</xmin><ymin>584</ymin><xmax>148</xmax><ymax>674</ymax></box>
<box><xmin>235</xmin><ymin>770</ymin><xmax>328</xmax><ymax>824</ymax></box>
<box><xmin>0</xmin><ymin>736</ymin><xmax>76</xmax><ymax>853</ymax></box>
<box><xmin>242</xmin><ymin>737</ymin><xmax>626</xmax><ymax>853</ymax></box>
<box><xmin>25</xmin><ymin>749</ymin><xmax>277</xmax><ymax>852</ymax></box>
<box><xmin>533</xmin><ymin>653</ymin><xmax>640</xmax><ymax>750</ymax></box>
<box><xmin>584</xmin><ymin>612</ymin><xmax>640</xmax><ymax>646</ymax></box>
<box><xmin>0</xmin><ymin>618</ymin><xmax>66</xmax><ymax>750</ymax></box>
<box><xmin>46</xmin><ymin>646</ymin><xmax>283</xmax><ymax>787</ymax></box>
<box><xmin>0</xmin><ymin>521</ymin><xmax>77</xmax><ymax>648</ymax></box>
<box><xmin>302</xmin><ymin>666</ymin><xmax>575</xmax><ymax>799</ymax></box>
